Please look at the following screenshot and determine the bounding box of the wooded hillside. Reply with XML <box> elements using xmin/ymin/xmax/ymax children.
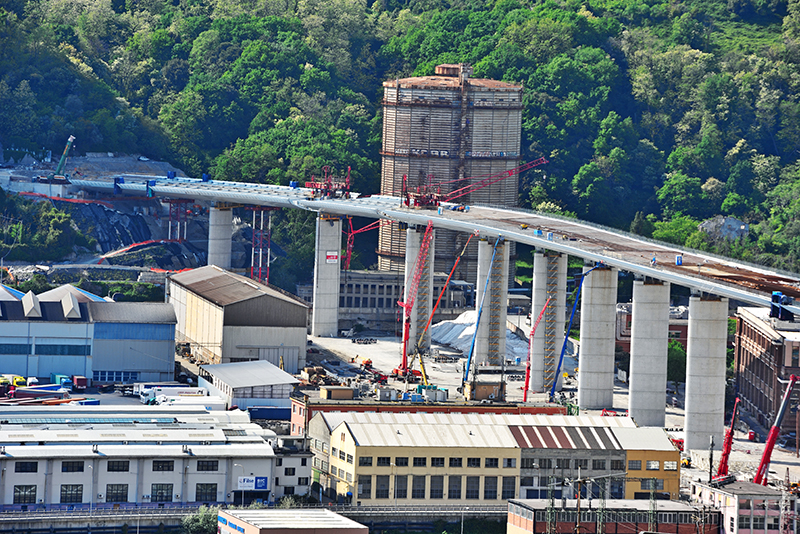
<box><xmin>2</xmin><ymin>0</ymin><xmax>800</xmax><ymax>282</ymax></box>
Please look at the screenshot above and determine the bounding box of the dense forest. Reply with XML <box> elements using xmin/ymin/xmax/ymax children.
<box><xmin>2</xmin><ymin>0</ymin><xmax>800</xmax><ymax>284</ymax></box>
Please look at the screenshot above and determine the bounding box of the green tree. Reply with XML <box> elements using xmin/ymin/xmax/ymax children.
<box><xmin>181</xmin><ymin>505</ymin><xmax>219</xmax><ymax>534</ymax></box>
<box><xmin>667</xmin><ymin>339</ymin><xmax>686</xmax><ymax>386</ymax></box>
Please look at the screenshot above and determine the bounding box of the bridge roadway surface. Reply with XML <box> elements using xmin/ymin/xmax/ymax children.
<box><xmin>71</xmin><ymin>174</ymin><xmax>800</xmax><ymax>314</ymax></box>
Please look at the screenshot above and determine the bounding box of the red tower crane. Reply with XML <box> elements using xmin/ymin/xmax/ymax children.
<box><xmin>754</xmin><ymin>375</ymin><xmax>799</xmax><ymax>485</ymax></box>
<box><xmin>395</xmin><ymin>221</ymin><xmax>434</xmax><ymax>377</ymax></box>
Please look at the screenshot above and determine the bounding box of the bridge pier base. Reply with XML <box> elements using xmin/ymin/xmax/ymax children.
<box><xmin>475</xmin><ymin>237</ymin><xmax>509</xmax><ymax>369</ymax></box>
<box><xmin>208</xmin><ymin>204</ymin><xmax>233</xmax><ymax>269</ymax></box>
<box><xmin>311</xmin><ymin>214</ymin><xmax>342</xmax><ymax>337</ymax></box>
<box><xmin>629</xmin><ymin>279</ymin><xmax>670</xmax><ymax>426</ymax></box>
<box><xmin>685</xmin><ymin>294</ymin><xmax>728</xmax><ymax>451</ymax></box>
<box><xmin>529</xmin><ymin>251</ymin><xmax>567</xmax><ymax>394</ymax></box>
<box><xmin>403</xmin><ymin>226</ymin><xmax>435</xmax><ymax>357</ymax></box>
<box><xmin>577</xmin><ymin>263</ymin><xmax>618</xmax><ymax>409</ymax></box>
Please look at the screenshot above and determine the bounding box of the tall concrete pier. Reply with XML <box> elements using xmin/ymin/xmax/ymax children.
<box><xmin>403</xmin><ymin>226</ymin><xmax>435</xmax><ymax>356</ymax></box>
<box><xmin>577</xmin><ymin>264</ymin><xmax>618</xmax><ymax>409</ymax></box>
<box><xmin>208</xmin><ymin>204</ymin><xmax>233</xmax><ymax>269</ymax></box>
<box><xmin>529</xmin><ymin>251</ymin><xmax>567</xmax><ymax>393</ymax></box>
<box><xmin>684</xmin><ymin>294</ymin><xmax>728</xmax><ymax>451</ymax></box>
<box><xmin>628</xmin><ymin>279</ymin><xmax>671</xmax><ymax>427</ymax></box>
<box><xmin>311</xmin><ymin>214</ymin><xmax>342</xmax><ymax>337</ymax></box>
<box><xmin>475</xmin><ymin>238</ymin><xmax>509</xmax><ymax>366</ymax></box>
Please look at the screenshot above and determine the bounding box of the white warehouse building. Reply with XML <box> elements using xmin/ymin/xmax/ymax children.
<box><xmin>167</xmin><ymin>266</ymin><xmax>309</xmax><ymax>372</ymax></box>
<box><xmin>0</xmin><ymin>405</ymin><xmax>312</xmax><ymax>511</ymax></box>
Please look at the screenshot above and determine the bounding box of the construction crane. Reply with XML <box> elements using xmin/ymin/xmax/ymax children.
<box><xmin>523</xmin><ymin>296</ymin><xmax>551</xmax><ymax>402</ymax></box>
<box><xmin>401</xmin><ymin>157</ymin><xmax>548</xmax><ymax>208</ymax></box>
<box><xmin>342</xmin><ymin>218</ymin><xmax>392</xmax><ymax>271</ymax></box>
<box><xmin>405</xmin><ymin>232</ymin><xmax>477</xmax><ymax>387</ymax></box>
<box><xmin>755</xmin><ymin>374</ymin><xmax>799</xmax><ymax>485</ymax></box>
<box><xmin>394</xmin><ymin>221</ymin><xmax>434</xmax><ymax>380</ymax></box>
<box><xmin>305</xmin><ymin>165</ymin><xmax>351</xmax><ymax>199</ymax></box>
<box><xmin>715</xmin><ymin>397</ymin><xmax>740</xmax><ymax>479</ymax></box>
<box><xmin>42</xmin><ymin>135</ymin><xmax>75</xmax><ymax>182</ymax></box>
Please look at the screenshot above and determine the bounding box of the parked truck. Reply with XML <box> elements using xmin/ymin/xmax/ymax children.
<box><xmin>2</xmin><ymin>375</ymin><xmax>26</xmax><ymax>387</ymax></box>
<box><xmin>50</xmin><ymin>373</ymin><xmax>74</xmax><ymax>392</ymax></box>
<box><xmin>140</xmin><ymin>386</ymin><xmax>207</xmax><ymax>404</ymax></box>
<box><xmin>71</xmin><ymin>375</ymin><xmax>88</xmax><ymax>391</ymax></box>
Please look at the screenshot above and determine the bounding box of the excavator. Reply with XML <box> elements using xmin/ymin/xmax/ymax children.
<box><xmin>39</xmin><ymin>135</ymin><xmax>75</xmax><ymax>183</ymax></box>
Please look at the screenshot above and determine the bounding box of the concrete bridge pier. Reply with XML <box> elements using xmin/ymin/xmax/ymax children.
<box><xmin>208</xmin><ymin>203</ymin><xmax>233</xmax><ymax>269</ymax></box>
<box><xmin>577</xmin><ymin>263</ymin><xmax>618</xmax><ymax>409</ymax></box>
<box><xmin>629</xmin><ymin>278</ymin><xmax>670</xmax><ymax>426</ymax></box>
<box><xmin>403</xmin><ymin>226</ymin><xmax>435</xmax><ymax>356</ymax></box>
<box><xmin>311</xmin><ymin>214</ymin><xmax>342</xmax><ymax>337</ymax></box>
<box><xmin>475</xmin><ymin>237</ymin><xmax>509</xmax><ymax>367</ymax></box>
<box><xmin>685</xmin><ymin>293</ymin><xmax>728</xmax><ymax>451</ymax></box>
<box><xmin>529</xmin><ymin>251</ymin><xmax>567</xmax><ymax>393</ymax></box>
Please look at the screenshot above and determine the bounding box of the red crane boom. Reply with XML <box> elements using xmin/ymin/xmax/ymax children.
<box><xmin>754</xmin><ymin>375</ymin><xmax>799</xmax><ymax>485</ymax></box>
<box><xmin>401</xmin><ymin>158</ymin><xmax>549</xmax><ymax>208</ymax></box>
<box><xmin>716</xmin><ymin>397</ymin><xmax>740</xmax><ymax>478</ymax></box>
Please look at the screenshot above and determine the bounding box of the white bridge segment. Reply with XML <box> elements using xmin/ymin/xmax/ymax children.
<box><xmin>70</xmin><ymin>175</ymin><xmax>800</xmax><ymax>314</ymax></box>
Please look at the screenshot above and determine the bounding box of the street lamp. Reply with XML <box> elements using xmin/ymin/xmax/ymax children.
<box><xmin>234</xmin><ymin>463</ymin><xmax>244</xmax><ymax>506</ymax></box>
<box><xmin>461</xmin><ymin>506</ymin><xmax>469</xmax><ymax>534</ymax></box>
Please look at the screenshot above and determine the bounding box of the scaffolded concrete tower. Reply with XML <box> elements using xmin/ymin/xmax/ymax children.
<box><xmin>378</xmin><ymin>64</ymin><xmax>524</xmax><ymax>282</ymax></box>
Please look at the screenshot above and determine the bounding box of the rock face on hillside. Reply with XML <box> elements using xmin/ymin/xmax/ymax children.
<box><xmin>54</xmin><ymin>200</ymin><xmax>154</xmax><ymax>253</ymax></box>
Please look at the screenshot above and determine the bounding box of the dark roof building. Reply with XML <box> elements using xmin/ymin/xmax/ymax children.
<box><xmin>167</xmin><ymin>266</ymin><xmax>309</xmax><ymax>371</ymax></box>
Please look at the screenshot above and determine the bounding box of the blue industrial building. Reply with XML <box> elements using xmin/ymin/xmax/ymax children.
<box><xmin>0</xmin><ymin>284</ymin><xmax>176</xmax><ymax>383</ymax></box>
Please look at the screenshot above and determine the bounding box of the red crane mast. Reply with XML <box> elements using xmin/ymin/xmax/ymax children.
<box><xmin>754</xmin><ymin>375</ymin><xmax>799</xmax><ymax>485</ymax></box>
<box><xmin>396</xmin><ymin>221</ymin><xmax>434</xmax><ymax>375</ymax></box>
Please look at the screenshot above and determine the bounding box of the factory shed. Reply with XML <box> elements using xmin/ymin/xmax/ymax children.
<box><xmin>0</xmin><ymin>285</ymin><xmax>175</xmax><ymax>383</ymax></box>
<box><xmin>199</xmin><ymin>359</ymin><xmax>299</xmax><ymax>410</ymax></box>
<box><xmin>167</xmin><ymin>266</ymin><xmax>308</xmax><ymax>370</ymax></box>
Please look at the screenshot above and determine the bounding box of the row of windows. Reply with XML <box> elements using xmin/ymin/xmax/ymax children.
<box><xmin>339</xmin><ymin>295</ymin><xmax>459</xmax><ymax>310</ymax></box>
<box><xmin>0</xmin><ymin>344</ymin><xmax>89</xmax><ymax>355</ymax></box>
<box><xmin>357</xmin><ymin>456</ymin><xmax>513</xmax><ymax>468</ymax></box>
<box><xmin>737</xmin><ymin>515</ymin><xmax>780</xmax><ymax>529</ymax></box>
<box><xmin>357</xmin><ymin>475</ymin><xmax>515</xmax><ymax>500</ymax></box>
<box><xmin>12</xmin><ymin>483</ymin><xmax>219</xmax><ymax>504</ymax></box>
<box><xmin>526</xmin><ymin>459</ymin><xmax>676</xmax><ymax>472</ymax></box>
<box><xmin>92</xmin><ymin>371</ymin><xmax>140</xmax><ymax>383</ymax></box>
<box><xmin>15</xmin><ymin>460</ymin><xmax>220</xmax><ymax>473</ymax></box>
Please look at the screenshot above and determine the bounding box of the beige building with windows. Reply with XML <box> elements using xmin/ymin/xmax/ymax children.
<box><xmin>307</xmin><ymin>413</ymin><xmax>681</xmax><ymax>504</ymax></box>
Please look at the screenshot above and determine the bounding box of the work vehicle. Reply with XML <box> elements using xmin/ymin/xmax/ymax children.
<box><xmin>71</xmin><ymin>375</ymin><xmax>88</xmax><ymax>391</ymax></box>
<box><xmin>141</xmin><ymin>386</ymin><xmax>207</xmax><ymax>404</ymax></box>
<box><xmin>2</xmin><ymin>375</ymin><xmax>26</xmax><ymax>387</ymax></box>
<box><xmin>50</xmin><ymin>373</ymin><xmax>74</xmax><ymax>392</ymax></box>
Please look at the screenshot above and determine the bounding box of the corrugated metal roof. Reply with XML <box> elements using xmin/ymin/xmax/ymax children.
<box><xmin>38</xmin><ymin>284</ymin><xmax>104</xmax><ymax>303</ymax></box>
<box><xmin>202</xmin><ymin>360</ymin><xmax>299</xmax><ymax>388</ymax></box>
<box><xmin>340</xmin><ymin>421</ymin><xmax>519</xmax><ymax>448</ymax></box>
<box><xmin>169</xmin><ymin>265</ymin><xmax>308</xmax><ymax>308</ymax></box>
<box><xmin>0</xmin><ymin>443</ymin><xmax>274</xmax><ymax>459</ymax></box>
<box><xmin>509</xmin><ymin>426</ymin><xmax>622</xmax><ymax>450</ymax></box>
<box><xmin>0</xmin><ymin>284</ymin><xmax>23</xmax><ymax>300</ymax></box>
<box><xmin>225</xmin><ymin>509</ymin><xmax>366</xmax><ymax>530</ymax></box>
<box><xmin>86</xmin><ymin>301</ymin><xmax>177</xmax><ymax>324</ymax></box>
<box><xmin>611</xmin><ymin>427</ymin><xmax>676</xmax><ymax>452</ymax></box>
